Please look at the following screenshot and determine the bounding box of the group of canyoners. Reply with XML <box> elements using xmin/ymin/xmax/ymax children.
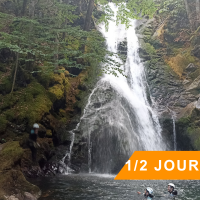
<box><xmin>138</xmin><ymin>183</ymin><xmax>178</xmax><ymax>199</ymax></box>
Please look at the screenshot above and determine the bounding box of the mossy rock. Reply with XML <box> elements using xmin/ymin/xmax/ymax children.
<box><xmin>0</xmin><ymin>76</ymin><xmax>12</xmax><ymax>94</ymax></box>
<box><xmin>176</xmin><ymin>108</ymin><xmax>200</xmax><ymax>150</ymax></box>
<box><xmin>187</xmin><ymin>126</ymin><xmax>200</xmax><ymax>150</ymax></box>
<box><xmin>0</xmin><ymin>141</ymin><xmax>23</xmax><ymax>171</ymax></box>
<box><xmin>49</xmin><ymin>84</ymin><xmax>64</xmax><ymax>100</ymax></box>
<box><xmin>0</xmin><ymin>81</ymin><xmax>53</xmax><ymax>128</ymax></box>
<box><xmin>0</xmin><ymin>116</ymin><xmax>7</xmax><ymax>133</ymax></box>
<box><xmin>0</xmin><ymin>170</ymin><xmax>40</xmax><ymax>199</ymax></box>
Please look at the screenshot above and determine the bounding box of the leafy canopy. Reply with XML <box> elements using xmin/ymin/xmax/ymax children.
<box><xmin>97</xmin><ymin>0</ymin><xmax>157</xmax><ymax>29</ymax></box>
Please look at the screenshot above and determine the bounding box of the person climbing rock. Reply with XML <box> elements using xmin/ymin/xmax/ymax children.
<box><xmin>27</xmin><ymin>123</ymin><xmax>40</xmax><ymax>162</ymax></box>
<box><xmin>167</xmin><ymin>183</ymin><xmax>177</xmax><ymax>198</ymax></box>
<box><xmin>137</xmin><ymin>187</ymin><xmax>154</xmax><ymax>199</ymax></box>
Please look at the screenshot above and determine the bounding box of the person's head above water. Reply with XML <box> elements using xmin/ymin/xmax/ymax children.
<box><xmin>145</xmin><ymin>187</ymin><xmax>154</xmax><ymax>198</ymax></box>
<box><xmin>168</xmin><ymin>183</ymin><xmax>175</xmax><ymax>193</ymax></box>
<box><xmin>33</xmin><ymin>123</ymin><xmax>39</xmax><ymax>134</ymax></box>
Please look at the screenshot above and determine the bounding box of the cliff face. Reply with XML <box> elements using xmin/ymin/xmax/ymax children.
<box><xmin>137</xmin><ymin>10</ymin><xmax>200</xmax><ymax>150</ymax></box>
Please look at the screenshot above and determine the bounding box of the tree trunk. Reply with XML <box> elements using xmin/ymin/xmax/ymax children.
<box><xmin>11</xmin><ymin>53</ymin><xmax>19</xmax><ymax>94</ymax></box>
<box><xmin>29</xmin><ymin>0</ymin><xmax>38</xmax><ymax>18</ymax></box>
<box><xmin>22</xmin><ymin>0</ymin><xmax>28</xmax><ymax>16</ymax></box>
<box><xmin>84</xmin><ymin>0</ymin><xmax>94</xmax><ymax>31</ymax></box>
<box><xmin>196</xmin><ymin>0</ymin><xmax>200</xmax><ymax>28</ymax></box>
<box><xmin>78</xmin><ymin>0</ymin><xmax>82</xmax><ymax>13</ymax></box>
<box><xmin>26</xmin><ymin>0</ymin><xmax>38</xmax><ymax>70</ymax></box>
<box><xmin>184</xmin><ymin>0</ymin><xmax>194</xmax><ymax>30</ymax></box>
<box><xmin>54</xmin><ymin>34</ymin><xmax>59</xmax><ymax>69</ymax></box>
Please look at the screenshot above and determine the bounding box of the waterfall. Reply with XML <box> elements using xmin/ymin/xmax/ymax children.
<box><xmin>61</xmin><ymin>131</ymin><xmax>75</xmax><ymax>174</ymax></box>
<box><xmin>59</xmin><ymin>130</ymin><xmax>75</xmax><ymax>174</ymax></box>
<box><xmin>69</xmin><ymin>3</ymin><xmax>167</xmax><ymax>174</ymax></box>
<box><xmin>167</xmin><ymin>107</ymin><xmax>177</xmax><ymax>151</ymax></box>
<box><xmin>172</xmin><ymin>115</ymin><xmax>177</xmax><ymax>151</ymax></box>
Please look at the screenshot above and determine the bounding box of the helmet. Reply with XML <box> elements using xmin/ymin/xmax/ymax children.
<box><xmin>146</xmin><ymin>187</ymin><xmax>153</xmax><ymax>195</ymax></box>
<box><xmin>33</xmin><ymin>123</ymin><xmax>39</xmax><ymax>129</ymax></box>
<box><xmin>168</xmin><ymin>183</ymin><xmax>175</xmax><ymax>189</ymax></box>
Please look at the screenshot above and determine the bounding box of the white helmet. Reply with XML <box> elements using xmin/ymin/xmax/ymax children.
<box><xmin>168</xmin><ymin>183</ymin><xmax>175</xmax><ymax>189</ymax></box>
<box><xmin>33</xmin><ymin>123</ymin><xmax>39</xmax><ymax>129</ymax></box>
<box><xmin>146</xmin><ymin>187</ymin><xmax>153</xmax><ymax>195</ymax></box>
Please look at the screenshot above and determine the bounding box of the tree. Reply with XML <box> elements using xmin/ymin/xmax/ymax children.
<box><xmin>84</xmin><ymin>0</ymin><xmax>95</xmax><ymax>31</ymax></box>
<box><xmin>84</xmin><ymin>0</ymin><xmax>157</xmax><ymax>31</ymax></box>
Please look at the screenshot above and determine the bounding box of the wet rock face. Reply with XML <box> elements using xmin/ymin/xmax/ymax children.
<box><xmin>136</xmin><ymin>16</ymin><xmax>200</xmax><ymax>150</ymax></box>
<box><xmin>145</xmin><ymin>62</ymin><xmax>197</xmax><ymax>112</ymax></box>
<box><xmin>191</xmin><ymin>45</ymin><xmax>200</xmax><ymax>58</ymax></box>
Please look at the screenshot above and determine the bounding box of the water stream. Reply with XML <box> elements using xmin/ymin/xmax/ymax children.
<box><xmin>31</xmin><ymin>175</ymin><xmax>200</xmax><ymax>200</ymax></box>
<box><xmin>172</xmin><ymin>115</ymin><xmax>177</xmax><ymax>151</ymax></box>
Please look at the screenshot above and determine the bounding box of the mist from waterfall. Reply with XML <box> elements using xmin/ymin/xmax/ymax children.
<box><xmin>75</xmin><ymin>3</ymin><xmax>167</xmax><ymax>174</ymax></box>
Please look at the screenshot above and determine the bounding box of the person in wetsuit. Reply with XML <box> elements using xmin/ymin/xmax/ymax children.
<box><xmin>167</xmin><ymin>183</ymin><xmax>177</xmax><ymax>198</ymax></box>
<box><xmin>138</xmin><ymin>187</ymin><xmax>154</xmax><ymax>199</ymax></box>
<box><xmin>28</xmin><ymin>123</ymin><xmax>40</xmax><ymax>162</ymax></box>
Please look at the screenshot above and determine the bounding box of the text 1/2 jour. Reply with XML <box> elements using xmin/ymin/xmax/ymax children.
<box><xmin>126</xmin><ymin>160</ymin><xmax>199</xmax><ymax>171</ymax></box>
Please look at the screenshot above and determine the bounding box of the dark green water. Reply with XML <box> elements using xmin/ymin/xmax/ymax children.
<box><xmin>30</xmin><ymin>174</ymin><xmax>200</xmax><ymax>200</ymax></box>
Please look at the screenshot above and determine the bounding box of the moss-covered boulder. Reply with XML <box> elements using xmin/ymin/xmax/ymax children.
<box><xmin>0</xmin><ymin>142</ymin><xmax>40</xmax><ymax>199</ymax></box>
<box><xmin>0</xmin><ymin>141</ymin><xmax>23</xmax><ymax>171</ymax></box>
<box><xmin>176</xmin><ymin>106</ymin><xmax>200</xmax><ymax>150</ymax></box>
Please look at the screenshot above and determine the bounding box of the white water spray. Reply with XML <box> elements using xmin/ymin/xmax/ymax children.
<box><xmin>98</xmin><ymin>3</ymin><xmax>166</xmax><ymax>151</ymax></box>
<box><xmin>63</xmin><ymin>3</ymin><xmax>167</xmax><ymax>174</ymax></box>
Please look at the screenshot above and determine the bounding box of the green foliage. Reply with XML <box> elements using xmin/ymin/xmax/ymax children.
<box><xmin>0</xmin><ymin>81</ymin><xmax>53</xmax><ymax>129</ymax></box>
<box><xmin>0</xmin><ymin>1</ymin><xmax>123</xmax><ymax>78</ymax></box>
<box><xmin>156</xmin><ymin>0</ymin><xmax>185</xmax><ymax>16</ymax></box>
<box><xmin>145</xmin><ymin>43</ymin><xmax>157</xmax><ymax>55</ymax></box>
<box><xmin>97</xmin><ymin>0</ymin><xmax>157</xmax><ymax>29</ymax></box>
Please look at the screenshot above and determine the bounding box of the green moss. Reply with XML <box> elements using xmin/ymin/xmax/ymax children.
<box><xmin>0</xmin><ymin>170</ymin><xmax>40</xmax><ymax>199</ymax></box>
<box><xmin>176</xmin><ymin>109</ymin><xmax>200</xmax><ymax>150</ymax></box>
<box><xmin>0</xmin><ymin>141</ymin><xmax>23</xmax><ymax>171</ymax></box>
<box><xmin>0</xmin><ymin>116</ymin><xmax>7</xmax><ymax>133</ymax></box>
<box><xmin>49</xmin><ymin>84</ymin><xmax>64</xmax><ymax>100</ymax></box>
<box><xmin>48</xmin><ymin>69</ymin><xmax>70</xmax><ymax>101</ymax></box>
<box><xmin>177</xmin><ymin>116</ymin><xmax>191</xmax><ymax>126</ymax></box>
<box><xmin>144</xmin><ymin>43</ymin><xmax>157</xmax><ymax>56</ymax></box>
<box><xmin>36</xmin><ymin>71</ymin><xmax>54</xmax><ymax>88</ymax></box>
<box><xmin>187</xmin><ymin>127</ymin><xmax>200</xmax><ymax>150</ymax></box>
<box><xmin>0</xmin><ymin>75</ymin><xmax>12</xmax><ymax>94</ymax></box>
<box><xmin>0</xmin><ymin>81</ymin><xmax>53</xmax><ymax>128</ymax></box>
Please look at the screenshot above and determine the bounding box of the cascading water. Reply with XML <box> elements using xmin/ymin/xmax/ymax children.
<box><xmin>69</xmin><ymin>3</ymin><xmax>167</xmax><ymax>174</ymax></box>
<box><xmin>172</xmin><ymin>115</ymin><xmax>177</xmax><ymax>151</ymax></box>
<box><xmin>60</xmin><ymin>130</ymin><xmax>75</xmax><ymax>174</ymax></box>
<box><xmin>167</xmin><ymin>107</ymin><xmax>177</xmax><ymax>151</ymax></box>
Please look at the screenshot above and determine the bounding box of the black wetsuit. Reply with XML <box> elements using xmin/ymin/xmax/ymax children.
<box><xmin>143</xmin><ymin>194</ymin><xmax>153</xmax><ymax>199</ymax></box>
<box><xmin>168</xmin><ymin>190</ymin><xmax>178</xmax><ymax>199</ymax></box>
<box><xmin>28</xmin><ymin>130</ymin><xmax>38</xmax><ymax>162</ymax></box>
